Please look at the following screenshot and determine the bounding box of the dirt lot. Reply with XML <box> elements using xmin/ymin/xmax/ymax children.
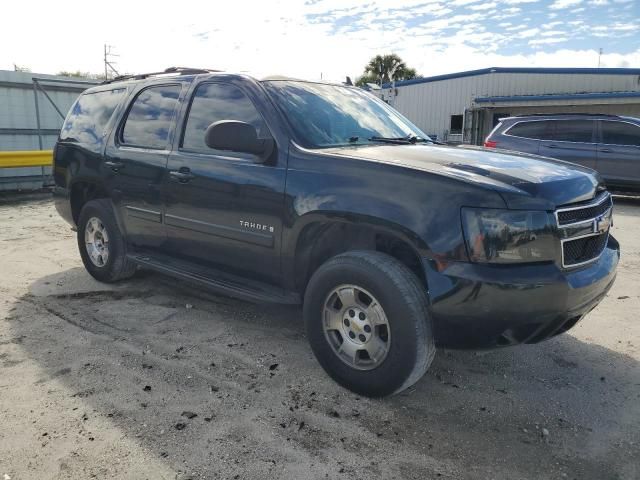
<box><xmin>0</xmin><ymin>193</ymin><xmax>638</xmax><ymax>480</ymax></box>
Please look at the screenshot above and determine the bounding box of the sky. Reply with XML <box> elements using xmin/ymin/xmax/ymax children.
<box><xmin>1</xmin><ymin>0</ymin><xmax>638</xmax><ymax>82</ymax></box>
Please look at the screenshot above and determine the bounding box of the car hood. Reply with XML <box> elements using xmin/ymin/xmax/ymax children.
<box><xmin>323</xmin><ymin>143</ymin><xmax>603</xmax><ymax>210</ymax></box>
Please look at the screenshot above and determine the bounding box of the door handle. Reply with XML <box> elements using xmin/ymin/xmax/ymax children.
<box><xmin>599</xmin><ymin>148</ymin><xmax>613</xmax><ymax>153</ymax></box>
<box><xmin>169</xmin><ymin>168</ymin><xmax>195</xmax><ymax>182</ymax></box>
<box><xmin>104</xmin><ymin>161</ymin><xmax>125</xmax><ymax>171</ymax></box>
<box><xmin>546</xmin><ymin>144</ymin><xmax>558</xmax><ymax>149</ymax></box>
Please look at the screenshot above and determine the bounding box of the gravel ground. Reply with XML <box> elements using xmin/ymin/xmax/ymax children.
<box><xmin>0</xmin><ymin>193</ymin><xmax>638</xmax><ymax>480</ymax></box>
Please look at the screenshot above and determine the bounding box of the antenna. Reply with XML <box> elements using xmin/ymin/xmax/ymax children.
<box><xmin>104</xmin><ymin>44</ymin><xmax>120</xmax><ymax>80</ymax></box>
<box><xmin>598</xmin><ymin>47</ymin><xmax>603</xmax><ymax>68</ymax></box>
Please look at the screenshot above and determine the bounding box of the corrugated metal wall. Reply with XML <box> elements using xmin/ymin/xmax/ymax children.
<box><xmin>0</xmin><ymin>70</ymin><xmax>94</xmax><ymax>190</ymax></box>
<box><xmin>383</xmin><ymin>71</ymin><xmax>640</xmax><ymax>143</ymax></box>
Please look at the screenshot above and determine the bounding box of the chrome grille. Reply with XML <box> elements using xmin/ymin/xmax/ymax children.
<box><xmin>557</xmin><ymin>193</ymin><xmax>613</xmax><ymax>226</ymax></box>
<box><xmin>556</xmin><ymin>192</ymin><xmax>612</xmax><ymax>268</ymax></box>
<box><xmin>563</xmin><ymin>233</ymin><xmax>609</xmax><ymax>267</ymax></box>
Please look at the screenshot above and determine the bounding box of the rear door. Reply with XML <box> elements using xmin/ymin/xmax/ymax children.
<box><xmin>539</xmin><ymin>119</ymin><xmax>597</xmax><ymax>169</ymax></box>
<box><xmin>162</xmin><ymin>80</ymin><xmax>286</xmax><ymax>286</ymax></box>
<box><xmin>596</xmin><ymin>120</ymin><xmax>640</xmax><ymax>189</ymax></box>
<box><xmin>104</xmin><ymin>82</ymin><xmax>187</xmax><ymax>249</ymax></box>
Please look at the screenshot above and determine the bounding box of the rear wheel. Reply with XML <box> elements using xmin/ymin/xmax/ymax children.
<box><xmin>304</xmin><ymin>250</ymin><xmax>435</xmax><ymax>397</ymax></box>
<box><xmin>77</xmin><ymin>199</ymin><xmax>136</xmax><ymax>283</ymax></box>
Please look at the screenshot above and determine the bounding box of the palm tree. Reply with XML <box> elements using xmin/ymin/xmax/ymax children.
<box><xmin>355</xmin><ymin>54</ymin><xmax>418</xmax><ymax>87</ymax></box>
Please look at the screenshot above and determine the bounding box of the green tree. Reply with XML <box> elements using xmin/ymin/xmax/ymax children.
<box><xmin>355</xmin><ymin>54</ymin><xmax>419</xmax><ymax>87</ymax></box>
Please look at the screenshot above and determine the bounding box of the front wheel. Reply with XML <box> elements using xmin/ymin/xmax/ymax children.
<box><xmin>304</xmin><ymin>251</ymin><xmax>435</xmax><ymax>397</ymax></box>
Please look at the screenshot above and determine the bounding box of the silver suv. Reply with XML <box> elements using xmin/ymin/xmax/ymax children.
<box><xmin>484</xmin><ymin>114</ymin><xmax>640</xmax><ymax>192</ymax></box>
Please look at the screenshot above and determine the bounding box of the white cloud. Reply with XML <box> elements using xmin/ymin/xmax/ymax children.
<box><xmin>401</xmin><ymin>45</ymin><xmax>640</xmax><ymax>78</ymax></box>
<box><xmin>612</xmin><ymin>23</ymin><xmax>639</xmax><ymax>31</ymax></box>
<box><xmin>542</xmin><ymin>21</ymin><xmax>564</xmax><ymax>29</ymax></box>
<box><xmin>517</xmin><ymin>28</ymin><xmax>540</xmax><ymax>38</ymax></box>
<box><xmin>469</xmin><ymin>1</ymin><xmax>498</xmax><ymax>10</ymax></box>
<box><xmin>549</xmin><ymin>0</ymin><xmax>583</xmax><ymax>9</ymax></box>
<box><xmin>451</xmin><ymin>0</ymin><xmax>484</xmax><ymax>5</ymax></box>
<box><xmin>529</xmin><ymin>37</ymin><xmax>569</xmax><ymax>45</ymax></box>
<box><xmin>0</xmin><ymin>0</ymin><xmax>637</xmax><ymax>84</ymax></box>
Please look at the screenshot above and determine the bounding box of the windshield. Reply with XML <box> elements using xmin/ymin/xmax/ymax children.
<box><xmin>263</xmin><ymin>80</ymin><xmax>430</xmax><ymax>149</ymax></box>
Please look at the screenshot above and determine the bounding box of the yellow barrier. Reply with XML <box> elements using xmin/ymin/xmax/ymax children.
<box><xmin>0</xmin><ymin>150</ymin><xmax>53</xmax><ymax>168</ymax></box>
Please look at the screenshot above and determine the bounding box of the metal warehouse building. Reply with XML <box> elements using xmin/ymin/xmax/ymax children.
<box><xmin>0</xmin><ymin>70</ymin><xmax>96</xmax><ymax>190</ymax></box>
<box><xmin>379</xmin><ymin>67</ymin><xmax>640</xmax><ymax>145</ymax></box>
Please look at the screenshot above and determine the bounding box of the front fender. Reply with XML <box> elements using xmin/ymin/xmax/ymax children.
<box><xmin>280</xmin><ymin>144</ymin><xmax>507</xmax><ymax>290</ymax></box>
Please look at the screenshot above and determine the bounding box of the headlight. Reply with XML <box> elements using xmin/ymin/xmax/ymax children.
<box><xmin>461</xmin><ymin>208</ymin><xmax>556</xmax><ymax>264</ymax></box>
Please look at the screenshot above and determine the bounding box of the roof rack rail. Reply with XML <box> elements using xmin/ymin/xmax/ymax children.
<box><xmin>101</xmin><ymin>66</ymin><xmax>222</xmax><ymax>84</ymax></box>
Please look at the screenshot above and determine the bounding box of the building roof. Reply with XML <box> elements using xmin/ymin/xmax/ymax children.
<box><xmin>382</xmin><ymin>67</ymin><xmax>640</xmax><ymax>89</ymax></box>
<box><xmin>475</xmin><ymin>91</ymin><xmax>640</xmax><ymax>104</ymax></box>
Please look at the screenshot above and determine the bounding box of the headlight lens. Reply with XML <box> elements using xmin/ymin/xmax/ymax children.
<box><xmin>461</xmin><ymin>208</ymin><xmax>556</xmax><ymax>264</ymax></box>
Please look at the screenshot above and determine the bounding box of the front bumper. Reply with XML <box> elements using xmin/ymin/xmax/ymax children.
<box><xmin>426</xmin><ymin>235</ymin><xmax>619</xmax><ymax>349</ymax></box>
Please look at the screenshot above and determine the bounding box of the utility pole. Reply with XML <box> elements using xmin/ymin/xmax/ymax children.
<box><xmin>103</xmin><ymin>44</ymin><xmax>120</xmax><ymax>80</ymax></box>
<box><xmin>598</xmin><ymin>48</ymin><xmax>603</xmax><ymax>68</ymax></box>
<box><xmin>388</xmin><ymin>60</ymin><xmax>401</xmax><ymax>107</ymax></box>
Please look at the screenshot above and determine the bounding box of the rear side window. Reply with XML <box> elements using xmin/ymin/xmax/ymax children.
<box><xmin>506</xmin><ymin>121</ymin><xmax>552</xmax><ymax>140</ymax></box>
<box><xmin>552</xmin><ymin>120</ymin><xmax>594</xmax><ymax>143</ymax></box>
<box><xmin>60</xmin><ymin>88</ymin><xmax>125</xmax><ymax>151</ymax></box>
<box><xmin>601</xmin><ymin>121</ymin><xmax>640</xmax><ymax>146</ymax></box>
<box><xmin>121</xmin><ymin>84</ymin><xmax>181</xmax><ymax>149</ymax></box>
<box><xmin>182</xmin><ymin>83</ymin><xmax>267</xmax><ymax>155</ymax></box>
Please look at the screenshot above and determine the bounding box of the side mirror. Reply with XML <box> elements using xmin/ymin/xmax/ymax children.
<box><xmin>204</xmin><ymin>120</ymin><xmax>274</xmax><ymax>161</ymax></box>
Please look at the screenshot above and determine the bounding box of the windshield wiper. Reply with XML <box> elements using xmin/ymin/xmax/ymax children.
<box><xmin>423</xmin><ymin>136</ymin><xmax>446</xmax><ymax>145</ymax></box>
<box><xmin>352</xmin><ymin>134</ymin><xmax>440</xmax><ymax>146</ymax></box>
<box><xmin>369</xmin><ymin>134</ymin><xmax>429</xmax><ymax>145</ymax></box>
<box><xmin>404</xmin><ymin>134</ymin><xmax>445</xmax><ymax>144</ymax></box>
<box><xmin>369</xmin><ymin>136</ymin><xmax>413</xmax><ymax>144</ymax></box>
<box><xmin>405</xmin><ymin>134</ymin><xmax>428</xmax><ymax>143</ymax></box>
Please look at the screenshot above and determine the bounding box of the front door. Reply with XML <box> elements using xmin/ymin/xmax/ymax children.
<box><xmin>104</xmin><ymin>82</ymin><xmax>185</xmax><ymax>249</ymax></box>
<box><xmin>539</xmin><ymin>119</ymin><xmax>597</xmax><ymax>170</ymax></box>
<box><xmin>163</xmin><ymin>81</ymin><xmax>286</xmax><ymax>286</ymax></box>
<box><xmin>597</xmin><ymin>119</ymin><xmax>640</xmax><ymax>189</ymax></box>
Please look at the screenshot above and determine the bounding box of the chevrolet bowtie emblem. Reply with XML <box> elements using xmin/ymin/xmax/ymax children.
<box><xmin>593</xmin><ymin>213</ymin><xmax>611</xmax><ymax>234</ymax></box>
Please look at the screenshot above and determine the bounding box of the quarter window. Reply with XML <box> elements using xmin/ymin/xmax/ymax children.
<box><xmin>507</xmin><ymin>121</ymin><xmax>553</xmax><ymax>140</ymax></box>
<box><xmin>121</xmin><ymin>84</ymin><xmax>181</xmax><ymax>148</ymax></box>
<box><xmin>60</xmin><ymin>88</ymin><xmax>126</xmax><ymax>152</ymax></box>
<box><xmin>601</xmin><ymin>121</ymin><xmax>640</xmax><ymax>146</ymax></box>
<box><xmin>552</xmin><ymin>120</ymin><xmax>594</xmax><ymax>143</ymax></box>
<box><xmin>182</xmin><ymin>83</ymin><xmax>268</xmax><ymax>155</ymax></box>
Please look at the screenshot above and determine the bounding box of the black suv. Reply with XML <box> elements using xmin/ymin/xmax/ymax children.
<box><xmin>53</xmin><ymin>68</ymin><xmax>619</xmax><ymax>397</ymax></box>
<box><xmin>484</xmin><ymin>114</ymin><xmax>640</xmax><ymax>192</ymax></box>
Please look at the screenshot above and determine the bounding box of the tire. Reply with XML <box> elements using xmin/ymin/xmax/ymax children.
<box><xmin>304</xmin><ymin>250</ymin><xmax>435</xmax><ymax>397</ymax></box>
<box><xmin>77</xmin><ymin>199</ymin><xmax>137</xmax><ymax>283</ymax></box>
